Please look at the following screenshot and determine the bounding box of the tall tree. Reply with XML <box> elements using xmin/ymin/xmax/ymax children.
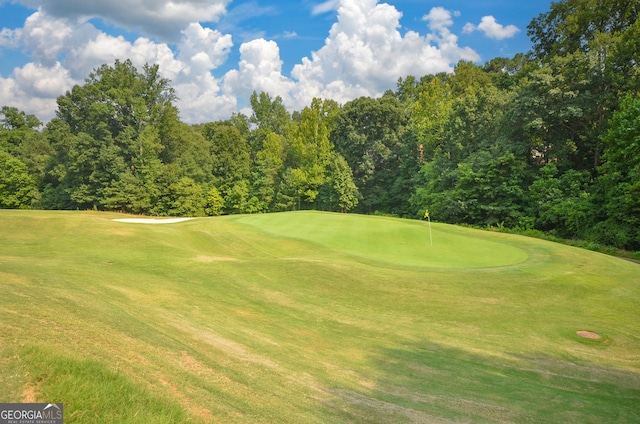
<box><xmin>408</xmin><ymin>75</ymin><xmax>453</xmax><ymax>161</ymax></box>
<box><xmin>56</xmin><ymin>60</ymin><xmax>176</xmax><ymax>140</ymax></box>
<box><xmin>411</xmin><ymin>64</ymin><xmax>530</xmax><ymax>225</ymax></box>
<box><xmin>0</xmin><ymin>150</ymin><xmax>37</xmax><ymax>208</ymax></box>
<box><xmin>284</xmin><ymin>98</ymin><xmax>338</xmax><ymax>208</ymax></box>
<box><xmin>1</xmin><ymin>106</ymin><xmax>41</xmax><ymax>131</ymax></box>
<box><xmin>528</xmin><ymin>0</ymin><xmax>639</xmax><ymax>60</ymax></box>
<box><xmin>252</xmin><ymin>131</ymin><xmax>285</xmax><ymax>212</ymax></box>
<box><xmin>528</xmin><ymin>0</ymin><xmax>640</xmax><ymax>169</ymax></box>
<box><xmin>506</xmin><ymin>55</ymin><xmax>592</xmax><ymax>171</ymax></box>
<box><xmin>321</xmin><ymin>153</ymin><xmax>359</xmax><ymax>212</ymax></box>
<box><xmin>595</xmin><ymin>94</ymin><xmax>640</xmax><ymax>248</ymax></box>
<box><xmin>45</xmin><ymin>60</ymin><xmax>181</xmax><ymax>212</ymax></box>
<box><xmin>248</xmin><ymin>91</ymin><xmax>291</xmax><ymax>157</ymax></box>
<box><xmin>1</xmin><ymin>107</ymin><xmax>51</xmax><ymax>191</ymax></box>
<box><xmin>331</xmin><ymin>95</ymin><xmax>408</xmax><ymax>213</ymax></box>
<box><xmin>200</xmin><ymin>122</ymin><xmax>251</xmax><ymax>187</ymax></box>
<box><xmin>528</xmin><ymin>162</ymin><xmax>594</xmax><ymax>238</ymax></box>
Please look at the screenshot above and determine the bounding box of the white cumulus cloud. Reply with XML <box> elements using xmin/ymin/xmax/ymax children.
<box><xmin>11</xmin><ymin>0</ymin><xmax>231</xmax><ymax>41</ymax></box>
<box><xmin>8</xmin><ymin>11</ymin><xmax>75</xmax><ymax>65</ymax></box>
<box><xmin>14</xmin><ymin>61</ymin><xmax>73</xmax><ymax>97</ymax></box>
<box><xmin>422</xmin><ymin>7</ymin><xmax>459</xmax><ymax>32</ymax></box>
<box><xmin>289</xmin><ymin>3</ymin><xmax>479</xmax><ymax>108</ymax></box>
<box><xmin>178</xmin><ymin>23</ymin><xmax>233</xmax><ymax>74</ymax></box>
<box><xmin>1</xmin><ymin>1</ymin><xmax>485</xmax><ymax>124</ymax></box>
<box><xmin>223</xmin><ymin>38</ymin><xmax>296</xmax><ymax>110</ymax></box>
<box><xmin>463</xmin><ymin>16</ymin><xmax>520</xmax><ymax>40</ymax></box>
<box><xmin>312</xmin><ymin>0</ymin><xmax>340</xmax><ymax>16</ymax></box>
<box><xmin>0</xmin><ymin>61</ymin><xmax>75</xmax><ymax>120</ymax></box>
<box><xmin>0</xmin><ymin>9</ymin><xmax>237</xmax><ymax>123</ymax></box>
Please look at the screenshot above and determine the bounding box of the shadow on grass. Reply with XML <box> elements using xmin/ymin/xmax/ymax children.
<box><xmin>331</xmin><ymin>340</ymin><xmax>640</xmax><ymax>424</ymax></box>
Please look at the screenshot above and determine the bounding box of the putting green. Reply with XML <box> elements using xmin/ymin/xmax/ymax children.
<box><xmin>235</xmin><ymin>211</ymin><xmax>528</xmax><ymax>269</ymax></box>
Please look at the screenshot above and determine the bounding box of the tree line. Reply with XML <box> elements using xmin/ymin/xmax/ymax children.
<box><xmin>1</xmin><ymin>0</ymin><xmax>638</xmax><ymax>250</ymax></box>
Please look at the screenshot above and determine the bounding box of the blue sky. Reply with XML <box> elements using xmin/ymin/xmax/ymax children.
<box><xmin>0</xmin><ymin>0</ymin><xmax>553</xmax><ymax>123</ymax></box>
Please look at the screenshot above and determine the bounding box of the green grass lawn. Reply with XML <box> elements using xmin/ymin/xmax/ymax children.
<box><xmin>1</xmin><ymin>210</ymin><xmax>639</xmax><ymax>423</ymax></box>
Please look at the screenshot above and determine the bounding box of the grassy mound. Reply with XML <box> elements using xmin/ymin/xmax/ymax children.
<box><xmin>1</xmin><ymin>210</ymin><xmax>639</xmax><ymax>423</ymax></box>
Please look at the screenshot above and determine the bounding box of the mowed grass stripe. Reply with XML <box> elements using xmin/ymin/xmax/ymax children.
<box><xmin>0</xmin><ymin>210</ymin><xmax>639</xmax><ymax>423</ymax></box>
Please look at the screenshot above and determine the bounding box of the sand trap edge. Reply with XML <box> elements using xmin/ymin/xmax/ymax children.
<box><xmin>113</xmin><ymin>218</ymin><xmax>195</xmax><ymax>224</ymax></box>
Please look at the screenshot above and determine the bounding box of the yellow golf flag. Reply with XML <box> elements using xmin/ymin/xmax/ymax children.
<box><xmin>424</xmin><ymin>209</ymin><xmax>429</xmax><ymax>219</ymax></box>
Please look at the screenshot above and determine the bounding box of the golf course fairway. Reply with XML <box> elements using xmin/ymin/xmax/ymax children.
<box><xmin>1</xmin><ymin>210</ymin><xmax>638</xmax><ymax>423</ymax></box>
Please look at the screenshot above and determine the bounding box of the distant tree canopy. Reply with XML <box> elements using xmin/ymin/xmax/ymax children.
<box><xmin>1</xmin><ymin>0</ymin><xmax>638</xmax><ymax>249</ymax></box>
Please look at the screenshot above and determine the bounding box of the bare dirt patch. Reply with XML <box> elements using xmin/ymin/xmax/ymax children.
<box><xmin>576</xmin><ymin>330</ymin><xmax>602</xmax><ymax>339</ymax></box>
<box><xmin>0</xmin><ymin>271</ymin><xmax>30</xmax><ymax>285</ymax></box>
<box><xmin>169</xmin><ymin>318</ymin><xmax>278</xmax><ymax>369</ymax></box>
<box><xmin>179</xmin><ymin>351</ymin><xmax>232</xmax><ymax>383</ymax></box>
<box><xmin>282</xmin><ymin>257</ymin><xmax>325</xmax><ymax>263</ymax></box>
<box><xmin>159</xmin><ymin>377</ymin><xmax>214</xmax><ymax>421</ymax></box>
<box><xmin>22</xmin><ymin>382</ymin><xmax>38</xmax><ymax>402</ymax></box>
<box><xmin>195</xmin><ymin>255</ymin><xmax>238</xmax><ymax>262</ymax></box>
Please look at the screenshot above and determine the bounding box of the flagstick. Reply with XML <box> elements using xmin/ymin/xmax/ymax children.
<box><xmin>428</xmin><ymin>215</ymin><xmax>433</xmax><ymax>247</ymax></box>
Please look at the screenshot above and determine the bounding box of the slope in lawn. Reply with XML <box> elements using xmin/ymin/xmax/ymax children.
<box><xmin>1</xmin><ymin>210</ymin><xmax>639</xmax><ymax>423</ymax></box>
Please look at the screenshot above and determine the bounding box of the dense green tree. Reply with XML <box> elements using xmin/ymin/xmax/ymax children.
<box><xmin>410</xmin><ymin>63</ymin><xmax>531</xmax><ymax>225</ymax></box>
<box><xmin>155</xmin><ymin>176</ymin><xmax>205</xmax><ymax>216</ymax></box>
<box><xmin>244</xmin><ymin>92</ymin><xmax>295</xmax><ymax>211</ymax></box>
<box><xmin>249</xmin><ymin>91</ymin><xmax>290</xmax><ymax>136</ymax></box>
<box><xmin>251</xmin><ymin>131</ymin><xmax>285</xmax><ymax>212</ymax></box>
<box><xmin>283</xmin><ymin>98</ymin><xmax>338</xmax><ymax>208</ymax></box>
<box><xmin>320</xmin><ymin>153</ymin><xmax>359</xmax><ymax>212</ymax></box>
<box><xmin>44</xmin><ymin>61</ymin><xmax>185</xmax><ymax>212</ymax></box>
<box><xmin>506</xmin><ymin>55</ymin><xmax>592</xmax><ymax>170</ymax></box>
<box><xmin>331</xmin><ymin>95</ymin><xmax>408</xmax><ymax>213</ymax></box>
<box><xmin>100</xmin><ymin>171</ymin><xmax>154</xmax><ymax>213</ymax></box>
<box><xmin>98</xmin><ymin>126</ymin><xmax>164</xmax><ymax>213</ymax></box>
<box><xmin>485</xmin><ymin>54</ymin><xmax>537</xmax><ymax>93</ymax></box>
<box><xmin>1</xmin><ymin>107</ymin><xmax>51</xmax><ymax>191</ymax></box>
<box><xmin>200</xmin><ymin>122</ymin><xmax>250</xmax><ymax>184</ymax></box>
<box><xmin>57</xmin><ymin>60</ymin><xmax>176</xmax><ymax>140</ymax></box>
<box><xmin>205</xmin><ymin>186</ymin><xmax>225</xmax><ymax>216</ymax></box>
<box><xmin>224</xmin><ymin>179</ymin><xmax>251</xmax><ymax>214</ymax></box>
<box><xmin>608</xmin><ymin>18</ymin><xmax>640</xmax><ymax>96</ymax></box>
<box><xmin>450</xmin><ymin>61</ymin><xmax>492</xmax><ymax>96</ymax></box>
<box><xmin>248</xmin><ymin>91</ymin><xmax>291</xmax><ymax>159</ymax></box>
<box><xmin>0</xmin><ymin>150</ymin><xmax>37</xmax><ymax>208</ymax></box>
<box><xmin>455</xmin><ymin>148</ymin><xmax>528</xmax><ymax>226</ymax></box>
<box><xmin>528</xmin><ymin>163</ymin><xmax>594</xmax><ymax>238</ymax></box>
<box><xmin>278</xmin><ymin>167</ymin><xmax>308</xmax><ymax>211</ymax></box>
<box><xmin>200</xmin><ymin>122</ymin><xmax>253</xmax><ymax>212</ymax></box>
<box><xmin>528</xmin><ymin>0</ymin><xmax>639</xmax><ymax>60</ymax></box>
<box><xmin>42</xmin><ymin>121</ymin><xmax>112</xmax><ymax>209</ymax></box>
<box><xmin>1</xmin><ymin>106</ymin><xmax>41</xmax><ymax>131</ymax></box>
<box><xmin>594</xmin><ymin>94</ymin><xmax>640</xmax><ymax>248</ymax></box>
<box><xmin>163</xmin><ymin>122</ymin><xmax>212</xmax><ymax>184</ymax></box>
<box><xmin>527</xmin><ymin>0</ymin><xmax>639</xmax><ymax>170</ymax></box>
<box><xmin>409</xmin><ymin>75</ymin><xmax>453</xmax><ymax>160</ymax></box>
<box><xmin>411</xmin><ymin>152</ymin><xmax>462</xmax><ymax>223</ymax></box>
<box><xmin>395</xmin><ymin>75</ymin><xmax>420</xmax><ymax>104</ymax></box>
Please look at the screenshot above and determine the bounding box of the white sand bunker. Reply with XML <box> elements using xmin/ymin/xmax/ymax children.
<box><xmin>113</xmin><ymin>217</ymin><xmax>195</xmax><ymax>224</ymax></box>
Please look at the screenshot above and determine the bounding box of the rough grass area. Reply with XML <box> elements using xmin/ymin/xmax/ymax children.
<box><xmin>1</xmin><ymin>210</ymin><xmax>639</xmax><ymax>423</ymax></box>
